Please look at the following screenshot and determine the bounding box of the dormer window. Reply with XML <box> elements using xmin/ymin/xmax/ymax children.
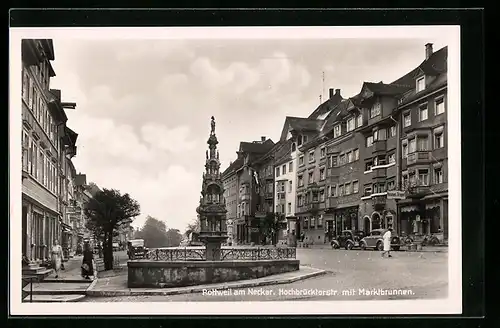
<box><xmin>370</xmin><ymin>102</ymin><xmax>381</xmax><ymax>118</ymax></box>
<box><xmin>346</xmin><ymin>117</ymin><xmax>355</xmax><ymax>132</ymax></box>
<box><xmin>291</xmin><ymin>142</ymin><xmax>297</xmax><ymax>152</ymax></box>
<box><xmin>416</xmin><ymin>76</ymin><xmax>425</xmax><ymax>92</ymax></box>
<box><xmin>297</xmin><ymin>135</ymin><xmax>302</xmax><ymax>146</ymax></box>
<box><xmin>356</xmin><ymin>114</ymin><xmax>363</xmax><ymax>128</ymax></box>
<box><xmin>334</xmin><ymin>124</ymin><xmax>341</xmax><ymax>138</ymax></box>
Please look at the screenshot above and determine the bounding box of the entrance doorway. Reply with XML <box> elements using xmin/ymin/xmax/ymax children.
<box><xmin>372</xmin><ymin>212</ymin><xmax>381</xmax><ymax>229</ymax></box>
<box><xmin>327</xmin><ymin>220</ymin><xmax>334</xmax><ymax>241</ymax></box>
<box><xmin>363</xmin><ymin>216</ymin><xmax>371</xmax><ymax>234</ymax></box>
<box><xmin>22</xmin><ymin>206</ymin><xmax>27</xmax><ymax>256</ymax></box>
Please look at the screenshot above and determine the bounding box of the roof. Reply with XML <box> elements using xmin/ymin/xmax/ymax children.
<box><xmin>391</xmin><ymin>46</ymin><xmax>448</xmax><ymax>86</ymax></box>
<box><xmin>308</xmin><ymin>92</ymin><xmax>344</xmax><ymax>119</ymax></box>
<box><xmin>65</xmin><ymin>126</ymin><xmax>78</xmax><ymax>145</ymax></box>
<box><xmin>222</xmin><ymin>157</ymin><xmax>243</xmax><ymax>177</ymax></box>
<box><xmin>321</xmin><ymin>99</ymin><xmax>351</xmax><ymax>134</ymax></box>
<box><xmin>399</xmin><ymin>73</ymin><xmax>447</xmax><ymax>107</ymax></box>
<box><xmin>239</xmin><ymin>139</ymin><xmax>275</xmax><ymax>154</ymax></box>
<box><xmin>362</xmin><ymin>82</ymin><xmax>413</xmax><ymax>96</ymax></box>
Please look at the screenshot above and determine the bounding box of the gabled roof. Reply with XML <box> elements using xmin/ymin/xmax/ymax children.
<box><xmin>391</xmin><ymin>46</ymin><xmax>448</xmax><ymax>86</ymax></box>
<box><xmin>222</xmin><ymin>158</ymin><xmax>243</xmax><ymax>177</ymax></box>
<box><xmin>308</xmin><ymin>92</ymin><xmax>344</xmax><ymax>119</ymax></box>
<box><xmin>279</xmin><ymin>116</ymin><xmax>325</xmax><ymax>141</ymax></box>
<box><xmin>239</xmin><ymin>139</ymin><xmax>275</xmax><ymax>154</ymax></box>
<box><xmin>321</xmin><ymin>99</ymin><xmax>351</xmax><ymax>134</ymax></box>
<box><xmin>361</xmin><ymin>82</ymin><xmax>413</xmax><ymax>97</ymax></box>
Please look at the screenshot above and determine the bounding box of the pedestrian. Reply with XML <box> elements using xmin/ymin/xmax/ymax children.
<box><xmin>51</xmin><ymin>239</ymin><xmax>63</xmax><ymax>278</ymax></box>
<box><xmin>81</xmin><ymin>242</ymin><xmax>94</xmax><ymax>280</ymax></box>
<box><xmin>381</xmin><ymin>227</ymin><xmax>393</xmax><ymax>258</ymax></box>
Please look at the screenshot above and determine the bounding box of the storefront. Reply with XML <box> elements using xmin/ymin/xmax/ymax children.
<box><xmin>398</xmin><ymin>195</ymin><xmax>447</xmax><ymax>242</ymax></box>
<box><xmin>333</xmin><ymin>205</ymin><xmax>359</xmax><ymax>234</ymax></box>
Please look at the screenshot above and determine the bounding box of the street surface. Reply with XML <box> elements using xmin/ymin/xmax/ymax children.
<box><xmin>83</xmin><ymin>248</ymin><xmax>448</xmax><ymax>302</ymax></box>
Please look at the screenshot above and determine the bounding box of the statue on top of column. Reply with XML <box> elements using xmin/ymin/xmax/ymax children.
<box><xmin>211</xmin><ymin>116</ymin><xmax>216</xmax><ymax>135</ymax></box>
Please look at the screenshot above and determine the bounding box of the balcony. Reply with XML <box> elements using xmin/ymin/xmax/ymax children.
<box><xmin>407</xmin><ymin>151</ymin><xmax>431</xmax><ymax>166</ymax></box>
<box><xmin>306</xmin><ymin>202</ymin><xmax>320</xmax><ymax>212</ymax></box>
<box><xmin>307</xmin><ymin>182</ymin><xmax>320</xmax><ymax>192</ymax></box>
<box><xmin>372</xmin><ymin>140</ymin><xmax>387</xmax><ymax>155</ymax></box>
<box><xmin>327</xmin><ymin>197</ymin><xmax>338</xmax><ymax>208</ymax></box>
<box><xmin>372</xmin><ymin>167</ymin><xmax>387</xmax><ymax>181</ymax></box>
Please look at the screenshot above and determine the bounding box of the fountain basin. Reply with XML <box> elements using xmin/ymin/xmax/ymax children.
<box><xmin>127</xmin><ymin>259</ymin><xmax>299</xmax><ymax>288</ymax></box>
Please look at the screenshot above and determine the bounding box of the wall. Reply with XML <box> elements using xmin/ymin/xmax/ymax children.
<box><xmin>128</xmin><ymin>259</ymin><xmax>300</xmax><ymax>288</ymax></box>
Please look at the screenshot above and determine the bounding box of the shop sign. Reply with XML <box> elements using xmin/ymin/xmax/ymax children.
<box><xmin>387</xmin><ymin>190</ymin><xmax>406</xmax><ymax>200</ymax></box>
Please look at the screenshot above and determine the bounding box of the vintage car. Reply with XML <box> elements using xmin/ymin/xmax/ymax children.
<box><xmin>331</xmin><ymin>230</ymin><xmax>366</xmax><ymax>250</ymax></box>
<box><xmin>359</xmin><ymin>229</ymin><xmax>401</xmax><ymax>251</ymax></box>
<box><xmin>127</xmin><ymin>239</ymin><xmax>148</xmax><ymax>259</ymax></box>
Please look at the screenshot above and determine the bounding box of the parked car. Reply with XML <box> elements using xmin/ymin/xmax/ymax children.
<box><xmin>127</xmin><ymin>239</ymin><xmax>148</xmax><ymax>259</ymax></box>
<box><xmin>331</xmin><ymin>230</ymin><xmax>366</xmax><ymax>250</ymax></box>
<box><xmin>359</xmin><ymin>229</ymin><xmax>401</xmax><ymax>251</ymax></box>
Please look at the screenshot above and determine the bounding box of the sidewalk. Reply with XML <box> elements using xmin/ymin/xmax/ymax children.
<box><xmin>297</xmin><ymin>244</ymin><xmax>448</xmax><ymax>252</ymax></box>
<box><xmin>86</xmin><ymin>265</ymin><xmax>328</xmax><ymax>297</ymax></box>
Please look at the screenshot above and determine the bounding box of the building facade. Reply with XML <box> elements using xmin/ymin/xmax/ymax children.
<box><xmin>222</xmin><ymin>159</ymin><xmax>241</xmax><ymax>245</ymax></box>
<box><xmin>21</xmin><ymin>39</ymin><xmax>79</xmax><ymax>264</ymax></box>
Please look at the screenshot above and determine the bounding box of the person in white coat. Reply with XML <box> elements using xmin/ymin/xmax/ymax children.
<box><xmin>51</xmin><ymin>239</ymin><xmax>63</xmax><ymax>278</ymax></box>
<box><xmin>381</xmin><ymin>227</ymin><xmax>393</xmax><ymax>258</ymax></box>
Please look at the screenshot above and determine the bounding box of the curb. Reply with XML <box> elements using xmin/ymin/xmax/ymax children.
<box><xmin>43</xmin><ymin>279</ymin><xmax>93</xmax><ymax>283</ymax></box>
<box><xmin>23</xmin><ymin>294</ymin><xmax>86</xmax><ymax>303</ymax></box>
<box><xmin>86</xmin><ymin>267</ymin><xmax>329</xmax><ymax>297</ymax></box>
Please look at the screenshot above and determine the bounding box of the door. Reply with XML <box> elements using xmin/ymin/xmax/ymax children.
<box><xmin>327</xmin><ymin>221</ymin><xmax>333</xmax><ymax>241</ymax></box>
<box><xmin>22</xmin><ymin>206</ymin><xmax>28</xmax><ymax>257</ymax></box>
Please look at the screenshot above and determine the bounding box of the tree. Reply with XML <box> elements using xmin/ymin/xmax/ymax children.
<box><xmin>165</xmin><ymin>229</ymin><xmax>183</xmax><ymax>247</ymax></box>
<box><xmin>259</xmin><ymin>213</ymin><xmax>285</xmax><ymax>245</ymax></box>
<box><xmin>135</xmin><ymin>216</ymin><xmax>169</xmax><ymax>248</ymax></box>
<box><xmin>184</xmin><ymin>217</ymin><xmax>200</xmax><ymax>238</ymax></box>
<box><xmin>84</xmin><ymin>188</ymin><xmax>140</xmax><ymax>270</ymax></box>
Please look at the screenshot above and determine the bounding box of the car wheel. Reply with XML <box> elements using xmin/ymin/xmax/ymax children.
<box><xmin>345</xmin><ymin>242</ymin><xmax>354</xmax><ymax>250</ymax></box>
<box><xmin>376</xmin><ymin>241</ymin><xmax>383</xmax><ymax>251</ymax></box>
<box><xmin>360</xmin><ymin>242</ymin><xmax>367</xmax><ymax>250</ymax></box>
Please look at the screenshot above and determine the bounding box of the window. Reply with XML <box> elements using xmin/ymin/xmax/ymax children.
<box><xmin>389</xmin><ymin>126</ymin><xmax>397</xmax><ymax>138</ymax></box>
<box><xmin>338</xmin><ymin>184</ymin><xmax>344</xmax><ymax>196</ymax></box>
<box><xmin>419</xmin><ymin>105</ymin><xmax>428</xmax><ymax>122</ymax></box>
<box><xmin>354</xmin><ymin>149</ymin><xmax>359</xmax><ymax>161</ymax></box>
<box><xmin>339</xmin><ymin>154</ymin><xmax>346</xmax><ymax>165</ymax></box>
<box><xmin>434</xmin><ymin>129</ymin><xmax>444</xmax><ymax>149</ymax></box>
<box><xmin>28</xmin><ymin>76</ymin><xmax>34</xmax><ymax>109</ymax></box>
<box><xmin>330</xmin><ymin>184</ymin><xmax>337</xmax><ymax>197</ymax></box>
<box><xmin>299</xmin><ymin>156</ymin><xmax>304</xmax><ymax>166</ymax></box>
<box><xmin>364</xmin><ymin>186</ymin><xmax>372</xmax><ymax>197</ymax></box>
<box><xmin>356</xmin><ymin>114</ymin><xmax>363</xmax><ymax>127</ymax></box>
<box><xmin>288</xmin><ymin>203</ymin><xmax>292</xmax><ymax>214</ymax></box>
<box><xmin>289</xmin><ymin>180</ymin><xmax>293</xmax><ymax>192</ymax></box>
<box><xmin>435</xmin><ymin>97</ymin><xmax>445</xmax><ymax>115</ymax></box>
<box><xmin>33</xmin><ymin>144</ymin><xmax>38</xmax><ymax>179</ymax></box>
<box><xmin>310</xmin><ymin>217</ymin><xmax>315</xmax><ymax>228</ymax></box>
<box><xmin>303</xmin><ymin>135</ymin><xmax>308</xmax><ymax>143</ymax></box>
<box><xmin>281</xmin><ymin>182</ymin><xmax>285</xmax><ymax>192</ymax></box>
<box><xmin>282</xmin><ymin>164</ymin><xmax>287</xmax><ymax>175</ymax></box>
<box><xmin>275</xmin><ymin>167</ymin><xmax>280</xmax><ymax>177</ymax></box>
<box><xmin>297</xmin><ymin>136</ymin><xmax>302</xmax><ymax>146</ymax></box>
<box><xmin>318</xmin><ymin>216</ymin><xmax>323</xmax><ymax>228</ymax></box>
<box><xmin>387</xmin><ymin>180</ymin><xmax>396</xmax><ymax>191</ymax></box>
<box><xmin>329</xmin><ymin>155</ymin><xmax>338</xmax><ymax>167</ymax></box>
<box><xmin>409</xmin><ymin>138</ymin><xmax>416</xmax><ymax>153</ymax></box>
<box><xmin>297</xmin><ymin>195</ymin><xmax>303</xmax><ymax>206</ymax></box>
<box><xmin>309</xmin><ymin>150</ymin><xmax>315</xmax><ymax>163</ymax></box>
<box><xmin>334</xmin><ymin>124</ymin><xmax>341</xmax><ymax>138</ymax></box>
<box><xmin>404</xmin><ymin>113</ymin><xmax>411</xmax><ymax>127</ymax></box>
<box><xmin>308</xmin><ymin>172</ymin><xmax>314</xmax><ymax>184</ymax></box>
<box><xmin>365</xmin><ymin>161</ymin><xmax>373</xmax><ymax>171</ymax></box>
<box><xmin>402</xmin><ymin>140</ymin><xmax>408</xmax><ymax>158</ymax></box>
<box><xmin>320</xmin><ymin>147</ymin><xmax>326</xmax><ymax>158</ymax></box>
<box><xmin>366</xmin><ymin>136</ymin><xmax>373</xmax><ymax>147</ymax></box>
<box><xmin>402</xmin><ymin>174</ymin><xmax>409</xmax><ymax>189</ymax></box>
<box><xmin>345</xmin><ymin>182</ymin><xmax>351</xmax><ymax>195</ymax></box>
<box><xmin>388</xmin><ymin>153</ymin><xmax>396</xmax><ymax>164</ymax></box>
<box><xmin>22</xmin><ymin>69</ymin><xmax>29</xmax><ymax>104</ymax></box>
<box><xmin>347</xmin><ymin>117</ymin><xmax>355</xmax><ymax>132</ymax></box>
<box><xmin>353</xmin><ymin>181</ymin><xmax>359</xmax><ymax>193</ymax></box>
<box><xmin>289</xmin><ymin>162</ymin><xmax>293</xmax><ymax>172</ymax></box>
<box><xmin>370</xmin><ymin>102</ymin><xmax>381</xmax><ymax>118</ymax></box>
<box><xmin>373</xmin><ymin>128</ymin><xmax>386</xmax><ymax>141</ymax></box>
<box><xmin>291</xmin><ymin>142</ymin><xmax>297</xmax><ymax>152</ymax></box>
<box><xmin>347</xmin><ymin>151</ymin><xmax>353</xmax><ymax>163</ymax></box>
<box><xmin>416</xmin><ymin>76</ymin><xmax>425</xmax><ymax>92</ymax></box>
<box><xmin>320</xmin><ymin>168</ymin><xmax>326</xmax><ymax>181</ymax></box>
<box><xmin>298</xmin><ymin>175</ymin><xmax>304</xmax><ymax>187</ymax></box>
<box><xmin>434</xmin><ymin>167</ymin><xmax>444</xmax><ymax>184</ymax></box>
<box><xmin>320</xmin><ymin>189</ymin><xmax>325</xmax><ymax>202</ymax></box>
<box><xmin>417</xmin><ymin>136</ymin><xmax>429</xmax><ymax>151</ymax></box>
<box><xmin>38</xmin><ymin>150</ymin><xmax>44</xmax><ymax>182</ymax></box>
<box><xmin>418</xmin><ymin>169</ymin><xmax>429</xmax><ymax>186</ymax></box>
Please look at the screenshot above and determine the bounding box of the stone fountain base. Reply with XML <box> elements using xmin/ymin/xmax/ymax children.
<box><xmin>127</xmin><ymin>259</ymin><xmax>299</xmax><ymax>288</ymax></box>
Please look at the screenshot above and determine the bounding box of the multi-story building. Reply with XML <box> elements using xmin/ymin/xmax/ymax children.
<box><xmin>221</xmin><ymin>158</ymin><xmax>242</xmax><ymax>245</ymax></box>
<box><xmin>230</xmin><ymin>138</ymin><xmax>275</xmax><ymax>244</ymax></box>
<box><xmin>21</xmin><ymin>39</ymin><xmax>78</xmax><ymax>267</ymax></box>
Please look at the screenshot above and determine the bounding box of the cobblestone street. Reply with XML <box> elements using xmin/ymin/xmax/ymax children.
<box><xmin>83</xmin><ymin>248</ymin><xmax>448</xmax><ymax>302</ymax></box>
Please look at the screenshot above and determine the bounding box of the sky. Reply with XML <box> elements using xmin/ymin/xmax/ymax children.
<box><xmin>48</xmin><ymin>34</ymin><xmax>449</xmax><ymax>232</ymax></box>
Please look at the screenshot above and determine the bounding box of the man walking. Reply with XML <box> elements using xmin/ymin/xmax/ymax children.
<box><xmin>381</xmin><ymin>227</ymin><xmax>393</xmax><ymax>258</ymax></box>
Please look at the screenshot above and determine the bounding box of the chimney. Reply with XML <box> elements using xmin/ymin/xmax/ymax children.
<box><xmin>329</xmin><ymin>88</ymin><xmax>334</xmax><ymax>99</ymax></box>
<box><xmin>261</xmin><ymin>136</ymin><xmax>266</xmax><ymax>142</ymax></box>
<box><xmin>335</xmin><ymin>89</ymin><xmax>341</xmax><ymax>96</ymax></box>
<box><xmin>425</xmin><ymin>43</ymin><xmax>433</xmax><ymax>60</ymax></box>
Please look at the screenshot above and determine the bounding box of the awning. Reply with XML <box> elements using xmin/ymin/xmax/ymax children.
<box><xmin>425</xmin><ymin>202</ymin><xmax>440</xmax><ymax>210</ymax></box>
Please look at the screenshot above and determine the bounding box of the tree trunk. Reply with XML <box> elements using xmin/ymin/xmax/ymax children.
<box><xmin>103</xmin><ymin>231</ymin><xmax>114</xmax><ymax>270</ymax></box>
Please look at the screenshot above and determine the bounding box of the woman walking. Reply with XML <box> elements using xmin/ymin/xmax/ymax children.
<box><xmin>81</xmin><ymin>242</ymin><xmax>94</xmax><ymax>280</ymax></box>
<box><xmin>51</xmin><ymin>239</ymin><xmax>63</xmax><ymax>278</ymax></box>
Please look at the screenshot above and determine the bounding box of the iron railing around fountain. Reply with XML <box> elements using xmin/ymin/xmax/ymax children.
<box><xmin>144</xmin><ymin>247</ymin><xmax>296</xmax><ymax>261</ymax></box>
